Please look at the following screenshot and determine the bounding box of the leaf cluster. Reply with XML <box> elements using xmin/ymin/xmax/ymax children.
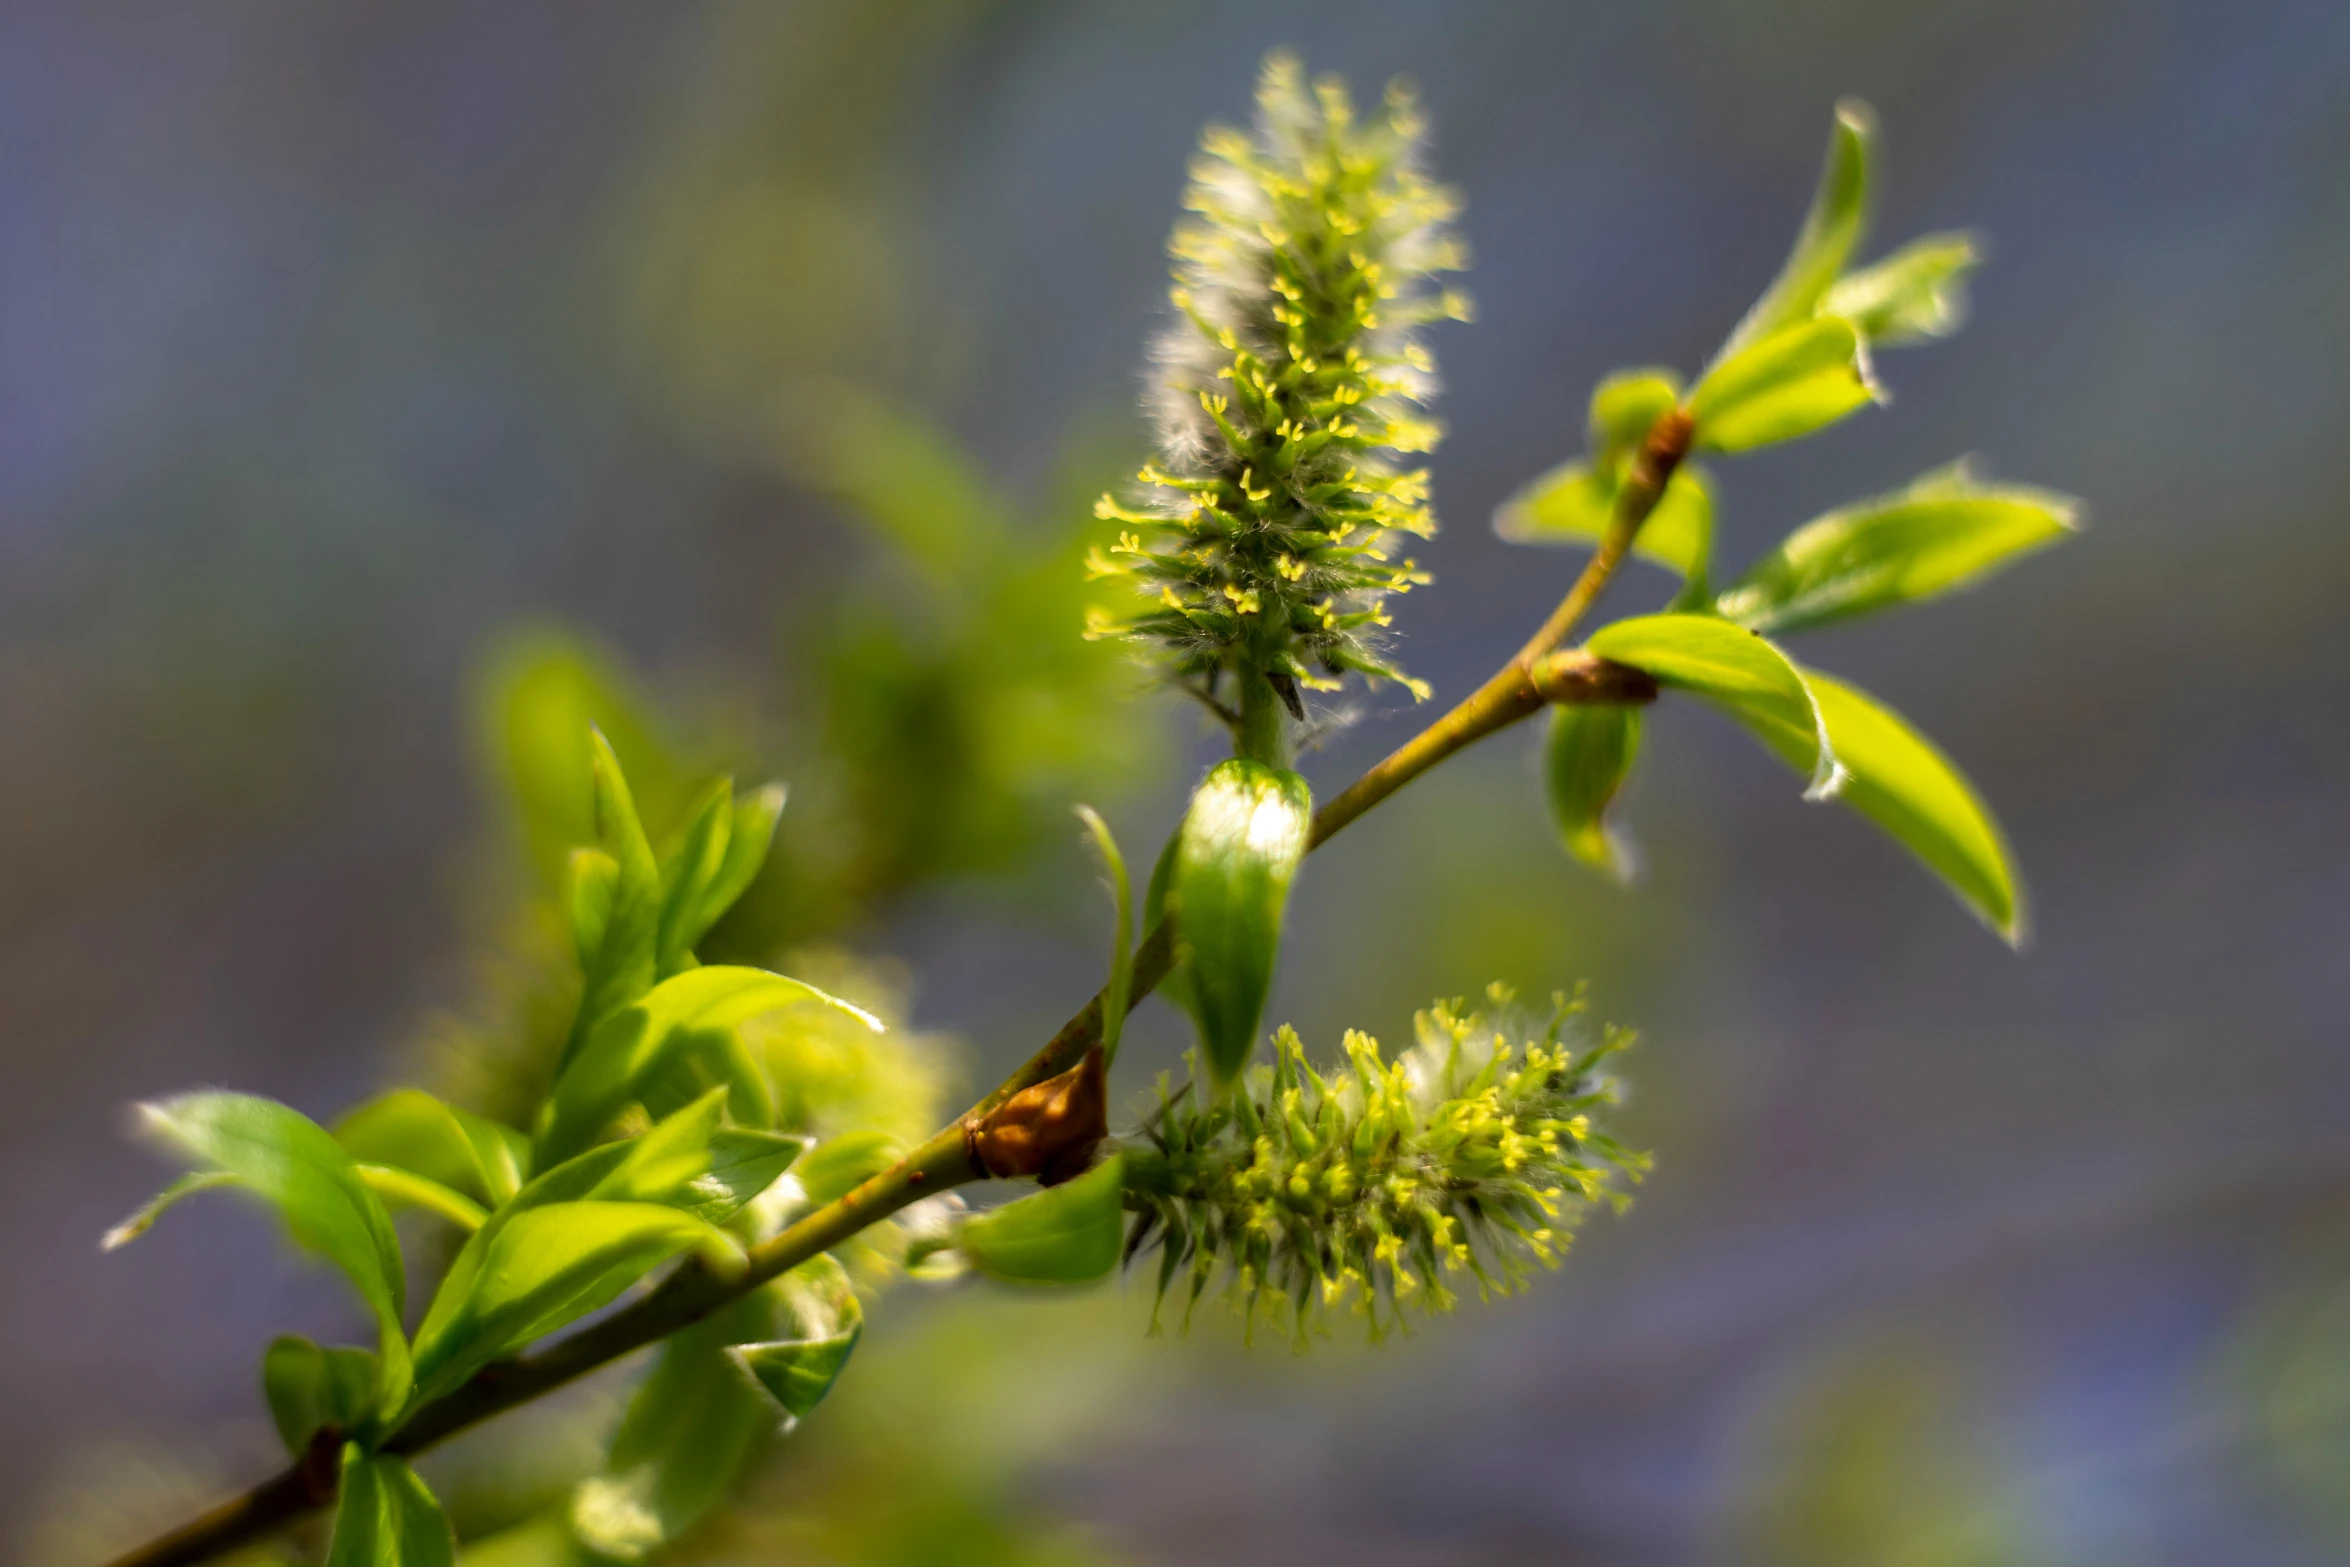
<box><xmin>107</xmin><ymin>737</ymin><xmax>894</xmax><ymax>1559</ymax></box>
<box><xmin>1507</xmin><ymin>102</ymin><xmax>2078</xmax><ymax>942</ymax></box>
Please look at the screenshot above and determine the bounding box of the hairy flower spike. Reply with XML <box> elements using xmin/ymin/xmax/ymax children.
<box><xmin>1119</xmin><ymin>985</ymin><xmax>1646</xmax><ymax>1346</ymax></box>
<box><xmin>1089</xmin><ymin>52</ymin><xmax>1465</xmax><ymax>719</ymax></box>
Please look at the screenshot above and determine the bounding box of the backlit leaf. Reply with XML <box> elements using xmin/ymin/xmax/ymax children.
<box><xmin>654</xmin><ymin>779</ymin><xmax>734</xmax><ymax>978</ymax></box>
<box><xmin>327</xmin><ymin>1447</ymin><xmax>457</xmax><ymax>1567</ymax></box>
<box><xmin>560</xmin><ymin>731</ymin><xmax>665</xmax><ymax>1074</ymax></box>
<box><xmin>410</xmin><ymin>1201</ymin><xmax>741</xmax><ymax>1404</ymax></box>
<box><xmin>729</xmin><ymin>1255</ymin><xmax>864</xmax><ymax>1427</ymax></box>
<box><xmin>1493</xmin><ymin>459</ymin><xmax>1714</xmax><ymax>584</ymax></box>
<box><xmin>1750</xmin><ymin>669</ymin><xmax>2025</xmax><ymax>943</ymax></box>
<box><xmin>568</xmin><ymin>1291</ymin><xmax>781</xmax><ymax>1561</ymax></box>
<box><xmin>959</xmin><ymin>1154</ymin><xmax>1126</xmax><ymax>1286</ymax></box>
<box><xmin>122</xmin><ymin>1093</ymin><xmax>411</xmax><ymax>1410</ymax></box>
<box><xmin>1545</xmin><ymin>703</ymin><xmax>1643</xmax><ymax>884</ymax></box>
<box><xmin>1690</xmin><ymin>316</ymin><xmax>1879</xmax><ymax>454</ymax></box>
<box><xmin>354</xmin><ymin>1166</ymin><xmax>486</xmax><ymax>1231</ymax></box>
<box><xmin>693</xmin><ymin>784</ymin><xmax>787</xmax><ymax>950</ymax></box>
<box><xmin>1585</xmin><ymin>614</ymin><xmax>1842</xmax><ymax>798</ymax></box>
<box><xmin>1716</xmin><ymin>99</ymin><xmax>1875</xmax><ymax>361</ymax></box>
<box><xmin>261</xmin><ymin>1335</ymin><xmax>379</xmax><ymax>1457</ymax></box>
<box><xmin>794</xmin><ymin>1129</ymin><xmax>902</xmax><ymax>1207</ymax></box>
<box><xmin>1822</xmin><ymin>232</ymin><xmax>1981</xmax><ymax>347</ymax></box>
<box><xmin>1717</xmin><ymin>462</ymin><xmax>2080</xmax><ymax>635</ymax></box>
<box><xmin>541</xmin><ymin>965</ymin><xmax>879</xmax><ymax>1164</ymax></box>
<box><xmin>336</xmin><ymin>1089</ymin><xmax>528</xmax><ymax>1208</ymax></box>
<box><xmin>1167</xmin><ymin>761</ymin><xmax>1312</xmax><ymax>1085</ymax></box>
<box><xmin>1587</xmin><ymin>368</ymin><xmax>1683</xmax><ymax>460</ymax></box>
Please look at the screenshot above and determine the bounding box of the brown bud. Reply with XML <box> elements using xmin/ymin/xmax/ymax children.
<box><xmin>965</xmin><ymin>1046</ymin><xmax>1108</xmax><ymax>1185</ymax></box>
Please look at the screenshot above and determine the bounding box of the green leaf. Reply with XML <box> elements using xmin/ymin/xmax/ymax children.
<box><xmin>410</xmin><ymin>1201</ymin><xmax>742</xmax><ymax>1405</ymax></box>
<box><xmin>1822</xmin><ymin>231</ymin><xmax>1981</xmax><ymax>347</ymax></box>
<box><xmin>124</xmin><ymin>1093</ymin><xmax>411</xmax><ymax>1410</ymax></box>
<box><xmin>514</xmin><ymin>1087</ymin><xmax>796</xmax><ymax>1224</ymax></box>
<box><xmin>1717</xmin><ymin>99</ymin><xmax>1875</xmax><ymax>361</ymax></box>
<box><xmin>99</xmin><ymin>1170</ymin><xmax>240</xmax><ymax>1251</ymax></box>
<box><xmin>730</xmin><ymin>1255</ymin><xmax>864</xmax><ymax>1427</ymax></box>
<box><xmin>654</xmin><ymin>779</ymin><xmax>734</xmax><ymax>979</ymax></box>
<box><xmin>959</xmin><ymin>1154</ymin><xmax>1126</xmax><ymax>1286</ymax></box>
<box><xmin>686</xmin><ymin>1129</ymin><xmax>806</xmax><ymax>1224</ymax></box>
<box><xmin>1690</xmin><ymin>316</ymin><xmax>1880</xmax><ymax>454</ymax></box>
<box><xmin>355</xmin><ymin>1166</ymin><xmax>487</xmax><ymax>1232</ymax></box>
<box><xmin>327</xmin><ymin>1446</ymin><xmax>457</xmax><ymax>1567</ymax></box>
<box><xmin>692</xmin><ymin>784</ymin><xmax>787</xmax><ymax>949</ymax></box>
<box><xmin>1074</xmin><ymin>805</ymin><xmax>1134</xmax><ymax>1066</ymax></box>
<box><xmin>261</xmin><ymin>1335</ymin><xmax>380</xmax><ymax>1457</ymax></box>
<box><xmin>1717</xmin><ymin>462</ymin><xmax>2081</xmax><ymax>635</ymax></box>
<box><xmin>1545</xmin><ymin>704</ymin><xmax>1643</xmax><ymax>884</ymax></box>
<box><xmin>566</xmin><ymin>848</ymin><xmax>620</xmax><ymax>974</ymax></box>
<box><xmin>1750</xmin><ymin>669</ymin><xmax>2025</xmax><ymax>943</ymax></box>
<box><xmin>561</xmin><ymin>731</ymin><xmax>664</xmax><ymax>1074</ymax></box>
<box><xmin>794</xmin><ymin>1129</ymin><xmax>902</xmax><ymax>1207</ymax></box>
<box><xmin>1585</xmin><ymin>614</ymin><xmax>1842</xmax><ymax>798</ymax></box>
<box><xmin>1493</xmin><ymin>459</ymin><xmax>1714</xmax><ymax>584</ymax></box>
<box><xmin>336</xmin><ymin>1089</ymin><xmax>528</xmax><ymax>1208</ymax></box>
<box><xmin>1167</xmin><ymin>761</ymin><xmax>1312</xmax><ymax>1085</ymax></box>
<box><xmin>540</xmin><ymin>965</ymin><xmax>880</xmax><ymax>1164</ymax></box>
<box><xmin>568</xmin><ymin>1291</ymin><xmax>781</xmax><ymax>1561</ymax></box>
<box><xmin>406</xmin><ymin>1091</ymin><xmax>776</xmax><ymax>1406</ymax></box>
<box><xmin>1587</xmin><ymin>368</ymin><xmax>1683</xmax><ymax>461</ymax></box>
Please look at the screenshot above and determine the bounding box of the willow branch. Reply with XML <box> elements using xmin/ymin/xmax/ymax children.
<box><xmin>101</xmin><ymin>404</ymin><xmax>1690</xmax><ymax>1567</ymax></box>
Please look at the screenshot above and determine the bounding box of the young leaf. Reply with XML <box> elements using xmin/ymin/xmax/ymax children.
<box><xmin>793</xmin><ymin>1129</ymin><xmax>902</xmax><ymax>1207</ymax></box>
<box><xmin>1689</xmin><ymin>316</ymin><xmax>1880</xmax><ymax>454</ymax></box>
<box><xmin>1074</xmin><ymin>805</ymin><xmax>1134</xmax><ymax>1067</ymax></box>
<box><xmin>409</xmin><ymin>1201</ymin><xmax>743</xmax><ymax>1404</ymax></box>
<box><xmin>1749</xmin><ymin>668</ymin><xmax>2025</xmax><ymax>943</ymax></box>
<box><xmin>1493</xmin><ymin>460</ymin><xmax>1714</xmax><ymax>584</ymax></box>
<box><xmin>729</xmin><ymin>1255</ymin><xmax>864</xmax><ymax>1427</ymax></box>
<box><xmin>1716</xmin><ymin>99</ymin><xmax>1875</xmax><ymax>362</ymax></box>
<box><xmin>569</xmin><ymin>1291</ymin><xmax>780</xmax><ymax>1561</ymax></box>
<box><xmin>957</xmin><ymin>1153</ymin><xmax>1126</xmax><ymax>1286</ymax></box>
<box><xmin>561</xmin><ymin>730</ymin><xmax>664</xmax><ymax>1073</ymax></box>
<box><xmin>1587</xmin><ymin>368</ymin><xmax>1683</xmax><ymax>460</ymax></box>
<box><xmin>336</xmin><ymin>1089</ymin><xmax>528</xmax><ymax>1208</ymax></box>
<box><xmin>652</xmin><ymin>778</ymin><xmax>734</xmax><ymax>980</ymax></box>
<box><xmin>261</xmin><ymin>1335</ymin><xmax>380</xmax><ymax>1457</ymax></box>
<box><xmin>566</xmin><ymin>848</ymin><xmax>620</xmax><ymax>973</ymax></box>
<box><xmin>540</xmin><ymin>965</ymin><xmax>880</xmax><ymax>1164</ymax></box>
<box><xmin>124</xmin><ymin>1093</ymin><xmax>412</xmax><ymax>1410</ymax></box>
<box><xmin>692</xmin><ymin>783</ymin><xmax>787</xmax><ymax>948</ymax></box>
<box><xmin>354</xmin><ymin>1166</ymin><xmax>487</xmax><ymax>1232</ymax></box>
<box><xmin>98</xmin><ymin>1170</ymin><xmax>240</xmax><ymax>1251</ymax></box>
<box><xmin>507</xmin><ymin>1088</ymin><xmax>794</xmax><ymax>1225</ymax></box>
<box><xmin>327</xmin><ymin>1447</ymin><xmax>457</xmax><ymax>1567</ymax></box>
<box><xmin>1584</xmin><ymin>614</ymin><xmax>1842</xmax><ymax>798</ymax></box>
<box><xmin>1545</xmin><ymin>703</ymin><xmax>1643</xmax><ymax>884</ymax></box>
<box><xmin>1716</xmin><ymin>462</ymin><xmax>2081</xmax><ymax>635</ymax></box>
<box><xmin>1167</xmin><ymin>761</ymin><xmax>1313</xmax><ymax>1085</ymax></box>
<box><xmin>1822</xmin><ymin>231</ymin><xmax>1981</xmax><ymax>347</ymax></box>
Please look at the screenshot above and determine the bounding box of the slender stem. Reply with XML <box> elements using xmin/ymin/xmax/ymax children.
<box><xmin>99</xmin><ymin>404</ymin><xmax>1691</xmax><ymax>1567</ymax></box>
<box><xmin>1307</xmin><ymin>405</ymin><xmax>1690</xmax><ymax>850</ymax></box>
<box><xmin>1232</xmin><ymin>665</ymin><xmax>1291</xmax><ymax>769</ymax></box>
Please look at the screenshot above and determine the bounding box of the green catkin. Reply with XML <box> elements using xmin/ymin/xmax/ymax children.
<box><xmin>1087</xmin><ymin>52</ymin><xmax>1470</xmax><ymax>729</ymax></box>
<box><xmin>1119</xmin><ymin>985</ymin><xmax>1647</xmax><ymax>1347</ymax></box>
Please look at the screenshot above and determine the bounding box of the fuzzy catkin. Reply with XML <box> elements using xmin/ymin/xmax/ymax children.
<box><xmin>1119</xmin><ymin>986</ymin><xmax>1645</xmax><ymax>1345</ymax></box>
<box><xmin>1089</xmin><ymin>52</ymin><xmax>1469</xmax><ymax>721</ymax></box>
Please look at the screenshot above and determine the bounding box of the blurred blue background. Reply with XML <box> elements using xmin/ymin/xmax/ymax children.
<box><xmin>5</xmin><ymin>2</ymin><xmax>2349</xmax><ymax>1563</ymax></box>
